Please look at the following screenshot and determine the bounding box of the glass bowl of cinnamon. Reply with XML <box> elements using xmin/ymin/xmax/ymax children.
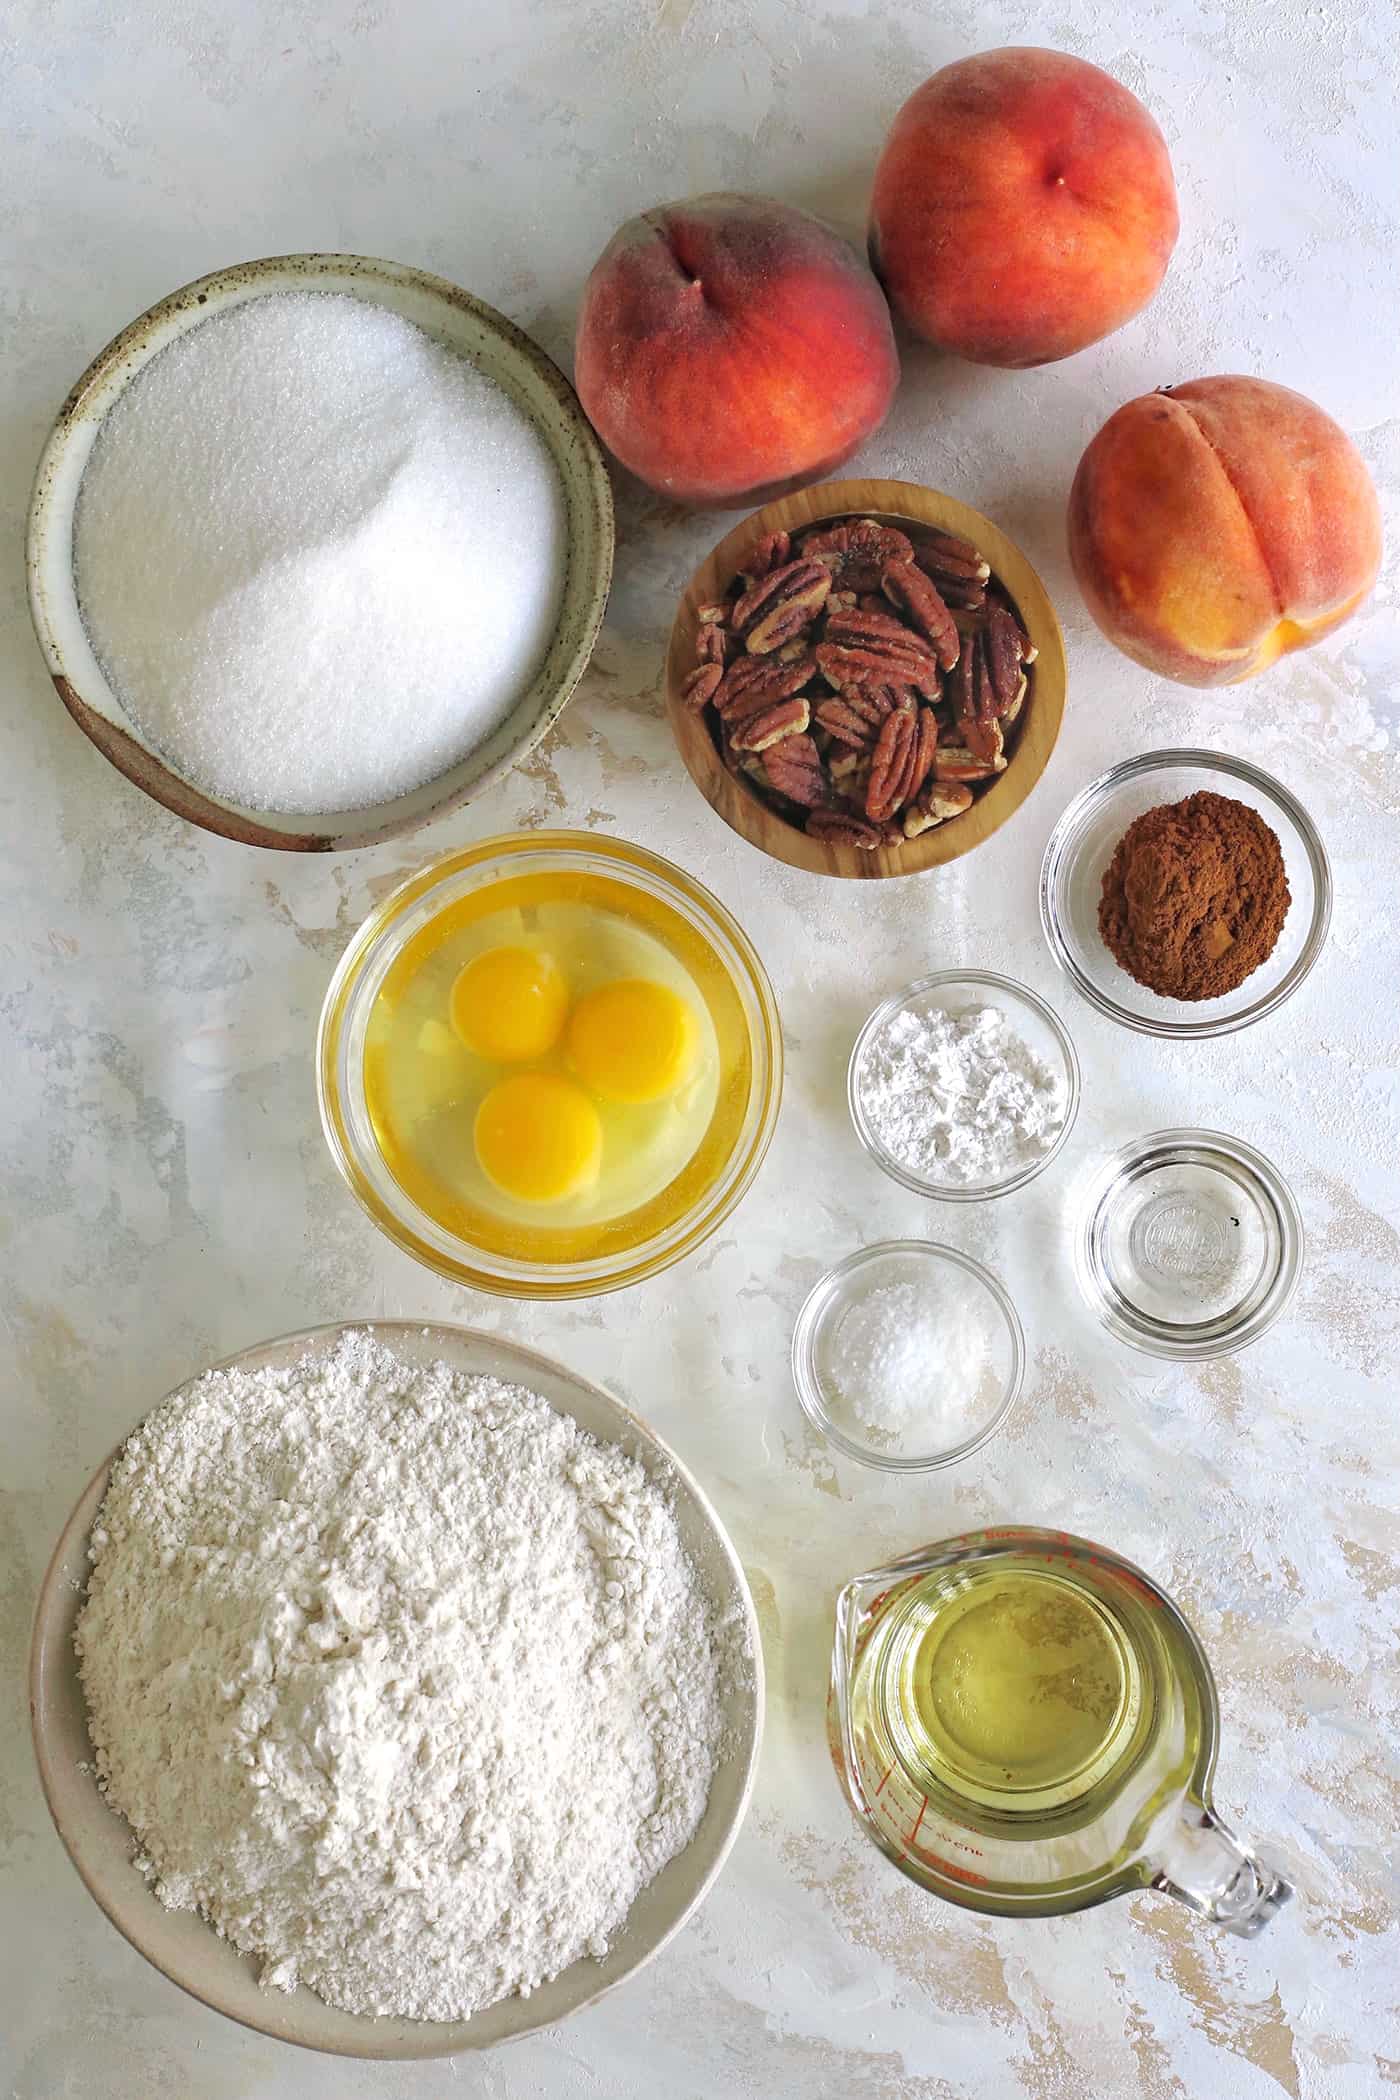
<box><xmin>1039</xmin><ymin>750</ymin><xmax>1331</xmax><ymax>1038</ymax></box>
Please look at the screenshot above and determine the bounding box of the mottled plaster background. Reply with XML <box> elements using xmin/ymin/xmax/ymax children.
<box><xmin>2</xmin><ymin>2</ymin><xmax>1397</xmax><ymax>2096</ymax></box>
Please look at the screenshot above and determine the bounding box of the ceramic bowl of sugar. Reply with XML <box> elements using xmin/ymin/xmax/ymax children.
<box><xmin>848</xmin><ymin>969</ymin><xmax>1080</xmax><ymax>1202</ymax></box>
<box><xmin>26</xmin><ymin>254</ymin><xmax>614</xmax><ymax>850</ymax></box>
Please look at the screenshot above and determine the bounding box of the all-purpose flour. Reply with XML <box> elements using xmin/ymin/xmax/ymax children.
<box><xmin>75</xmin><ymin>1332</ymin><xmax>739</xmax><ymax>2022</ymax></box>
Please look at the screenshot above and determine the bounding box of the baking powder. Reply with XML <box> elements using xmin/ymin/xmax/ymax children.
<box><xmin>861</xmin><ymin>1002</ymin><xmax>1066</xmax><ymax>1185</ymax></box>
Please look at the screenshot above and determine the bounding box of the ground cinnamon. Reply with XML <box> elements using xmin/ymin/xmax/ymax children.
<box><xmin>1098</xmin><ymin>790</ymin><xmax>1290</xmax><ymax>1000</ymax></box>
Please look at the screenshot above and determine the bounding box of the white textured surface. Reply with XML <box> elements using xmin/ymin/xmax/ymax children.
<box><xmin>2</xmin><ymin>2</ymin><xmax>1397</xmax><ymax>2096</ymax></box>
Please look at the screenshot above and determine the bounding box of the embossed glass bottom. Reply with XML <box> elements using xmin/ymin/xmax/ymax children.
<box><xmin>1075</xmin><ymin>1128</ymin><xmax>1303</xmax><ymax>1359</ymax></box>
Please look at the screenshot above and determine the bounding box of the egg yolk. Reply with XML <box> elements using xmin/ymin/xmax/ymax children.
<box><xmin>473</xmin><ymin>1073</ymin><xmax>602</xmax><ymax>1204</ymax></box>
<box><xmin>450</xmin><ymin>946</ymin><xmax>567</xmax><ymax>1062</ymax></box>
<box><xmin>567</xmin><ymin>978</ymin><xmax>697</xmax><ymax>1104</ymax></box>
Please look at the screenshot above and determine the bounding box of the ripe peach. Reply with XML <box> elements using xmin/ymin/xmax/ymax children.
<box><xmin>1068</xmin><ymin>377</ymin><xmax>1382</xmax><ymax>686</ymax></box>
<box><xmin>574</xmin><ymin>193</ymin><xmax>899</xmax><ymax>508</ymax></box>
<box><xmin>869</xmin><ymin>48</ymin><xmax>1178</xmax><ymax>368</ymax></box>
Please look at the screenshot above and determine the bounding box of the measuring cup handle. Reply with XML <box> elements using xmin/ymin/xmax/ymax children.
<box><xmin>1149</xmin><ymin>1801</ymin><xmax>1292</xmax><ymax>1937</ymax></box>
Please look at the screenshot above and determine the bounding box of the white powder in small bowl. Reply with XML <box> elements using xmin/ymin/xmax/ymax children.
<box><xmin>73</xmin><ymin>291</ymin><xmax>569</xmax><ymax>815</ymax></box>
<box><xmin>859</xmin><ymin>1002</ymin><xmax>1067</xmax><ymax>1189</ymax></box>
<box><xmin>822</xmin><ymin>1275</ymin><xmax>1008</xmax><ymax>1458</ymax></box>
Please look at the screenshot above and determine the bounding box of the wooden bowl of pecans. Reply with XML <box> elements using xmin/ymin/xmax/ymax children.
<box><xmin>663</xmin><ymin>479</ymin><xmax>1066</xmax><ymax>878</ymax></box>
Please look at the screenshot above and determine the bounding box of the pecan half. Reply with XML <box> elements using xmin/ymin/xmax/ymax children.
<box><xmin>761</xmin><ymin>732</ymin><xmax>827</xmax><ymax>807</ymax></box>
<box><xmin>730</xmin><ymin>695</ymin><xmax>811</xmax><ymax>752</ymax></box>
<box><xmin>973</xmin><ymin>635</ymin><xmax>998</xmax><ymax>724</ymax></box>
<box><xmin>916</xmin><ymin>531</ymin><xmax>990</xmax><ymax>585</ymax></box>
<box><xmin>903</xmin><ymin>780</ymin><xmax>975</xmax><ymax>836</ymax></box>
<box><xmin>732</xmin><ymin>558</ymin><xmax>831</xmax><ymax>652</ymax></box>
<box><xmin>799</xmin><ymin>519</ymin><xmax>915</xmax><ymax>592</ymax></box>
<box><xmin>880</xmin><ymin>561</ymin><xmax>961</xmax><ymax>671</ymax></box>
<box><xmin>983</xmin><ymin>604</ymin><xmax>1026</xmax><ymax>713</ymax></box>
<box><xmin>866</xmin><ymin>703</ymin><xmax>917</xmax><ymax>823</ymax></box>
<box><xmin>961</xmin><ymin>712</ymin><xmax>1005</xmax><ymax>768</ymax></box>
<box><xmin>814</xmin><ymin>697</ymin><xmax>877</xmax><ymax>750</ymax></box>
<box><xmin>815</xmin><ymin>641</ymin><xmax>940</xmax><ymax>702</ymax></box>
<box><xmin>919</xmin><ymin>563</ymin><xmax>986</xmax><ymax>611</ymax></box>
<box><xmin>694</xmin><ymin>619</ymin><xmax>727</xmax><ymax>666</ymax></box>
<box><xmin>947</xmin><ymin>640</ymin><xmax>975</xmax><ymax>721</ymax></box>
<box><xmin>739</xmin><ymin>530</ymin><xmax>790</xmax><ymax>583</ymax></box>
<box><xmin>827</xmin><ymin>682</ymin><xmax>897</xmax><ymax>728</ymax></box>
<box><xmin>932</xmin><ymin>744</ymin><xmax>1004</xmax><ymax>782</ymax></box>
<box><xmin>714</xmin><ymin>653</ymin><xmax>814</xmax><ymax>720</ymax></box>
<box><xmin>825</xmin><ymin>604</ymin><xmax>937</xmax><ymax>661</ymax></box>
<box><xmin>896</xmin><ymin>704</ymin><xmax>939</xmax><ymax>810</ymax></box>
<box><xmin>806</xmin><ymin>807</ymin><xmax>884</xmax><ymax>850</ymax></box>
<box><xmin>681</xmin><ymin>661</ymin><xmax>723</xmax><ymax>711</ymax></box>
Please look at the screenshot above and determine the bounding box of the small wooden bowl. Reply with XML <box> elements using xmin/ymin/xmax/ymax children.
<box><xmin>664</xmin><ymin>479</ymin><xmax>1066</xmax><ymax>879</ymax></box>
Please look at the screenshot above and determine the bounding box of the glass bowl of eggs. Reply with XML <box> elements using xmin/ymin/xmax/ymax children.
<box><xmin>317</xmin><ymin>831</ymin><xmax>783</xmax><ymax>1297</ymax></box>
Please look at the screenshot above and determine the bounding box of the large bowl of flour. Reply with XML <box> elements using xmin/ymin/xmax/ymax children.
<box><xmin>29</xmin><ymin>1322</ymin><xmax>762</xmax><ymax>2058</ymax></box>
<box><xmin>26</xmin><ymin>254</ymin><xmax>614</xmax><ymax>850</ymax></box>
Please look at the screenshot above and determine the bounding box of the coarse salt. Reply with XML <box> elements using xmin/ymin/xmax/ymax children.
<box><xmin>73</xmin><ymin>291</ymin><xmax>568</xmax><ymax>814</ymax></box>
<box><xmin>826</xmin><ymin>1277</ymin><xmax>1003</xmax><ymax>1454</ymax></box>
<box><xmin>861</xmin><ymin>1002</ymin><xmax>1066</xmax><ymax>1187</ymax></box>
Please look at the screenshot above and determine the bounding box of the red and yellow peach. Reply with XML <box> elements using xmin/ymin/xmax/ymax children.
<box><xmin>1068</xmin><ymin>376</ymin><xmax>1382</xmax><ymax>685</ymax></box>
<box><xmin>574</xmin><ymin>193</ymin><xmax>899</xmax><ymax>509</ymax></box>
<box><xmin>869</xmin><ymin>48</ymin><xmax>1179</xmax><ymax>368</ymax></box>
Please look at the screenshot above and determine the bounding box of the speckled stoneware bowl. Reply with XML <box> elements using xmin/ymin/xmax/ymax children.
<box><xmin>30</xmin><ymin>1320</ymin><xmax>763</xmax><ymax>2060</ymax></box>
<box><xmin>26</xmin><ymin>254</ymin><xmax>614</xmax><ymax>851</ymax></box>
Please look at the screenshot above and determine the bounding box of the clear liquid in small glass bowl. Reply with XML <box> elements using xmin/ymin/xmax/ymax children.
<box><xmin>1040</xmin><ymin>750</ymin><xmax>1330</xmax><ymax>1039</ymax></box>
<box><xmin>1075</xmin><ymin>1128</ymin><xmax>1304</xmax><ymax>1359</ymax></box>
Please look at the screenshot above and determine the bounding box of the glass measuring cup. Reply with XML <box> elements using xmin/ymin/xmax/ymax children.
<box><xmin>831</xmin><ymin>1527</ymin><xmax>1291</xmax><ymax>1936</ymax></box>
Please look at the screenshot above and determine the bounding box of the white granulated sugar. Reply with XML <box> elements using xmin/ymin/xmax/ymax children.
<box><xmin>862</xmin><ymin>1003</ymin><xmax>1066</xmax><ymax>1185</ymax></box>
<box><xmin>827</xmin><ymin>1278</ymin><xmax>998</xmax><ymax>1452</ymax></box>
<box><xmin>73</xmin><ymin>293</ymin><xmax>568</xmax><ymax>813</ymax></box>
<box><xmin>75</xmin><ymin>1331</ymin><xmax>740</xmax><ymax>2022</ymax></box>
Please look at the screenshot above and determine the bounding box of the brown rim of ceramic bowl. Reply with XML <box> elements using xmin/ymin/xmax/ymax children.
<box><xmin>29</xmin><ymin>1320</ymin><xmax>763</xmax><ymax>2058</ymax></box>
<box><xmin>664</xmin><ymin>478</ymin><xmax>1066</xmax><ymax>879</ymax></box>
<box><xmin>26</xmin><ymin>253</ymin><xmax>615</xmax><ymax>851</ymax></box>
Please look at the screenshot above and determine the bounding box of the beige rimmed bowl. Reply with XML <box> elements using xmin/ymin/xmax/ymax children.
<box><xmin>29</xmin><ymin>1320</ymin><xmax>763</xmax><ymax>2059</ymax></box>
<box><xmin>26</xmin><ymin>253</ymin><xmax>614</xmax><ymax>851</ymax></box>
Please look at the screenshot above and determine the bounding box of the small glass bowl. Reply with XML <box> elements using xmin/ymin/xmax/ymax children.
<box><xmin>1075</xmin><ymin>1128</ymin><xmax>1304</xmax><ymax>1359</ymax></box>
<box><xmin>848</xmin><ymin>971</ymin><xmax>1080</xmax><ymax>1201</ymax></box>
<box><xmin>1040</xmin><ymin>750</ymin><xmax>1331</xmax><ymax>1038</ymax></box>
<box><xmin>791</xmin><ymin>1241</ymin><xmax>1025</xmax><ymax>1471</ymax></box>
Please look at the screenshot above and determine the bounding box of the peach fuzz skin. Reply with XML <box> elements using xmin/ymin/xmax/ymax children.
<box><xmin>1068</xmin><ymin>376</ymin><xmax>1382</xmax><ymax>687</ymax></box>
<box><xmin>574</xmin><ymin>194</ymin><xmax>899</xmax><ymax>509</ymax></box>
<box><xmin>869</xmin><ymin>48</ymin><xmax>1178</xmax><ymax>369</ymax></box>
